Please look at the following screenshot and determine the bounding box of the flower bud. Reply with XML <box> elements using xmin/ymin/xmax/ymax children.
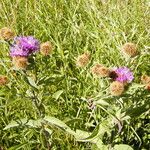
<box><xmin>121</xmin><ymin>43</ymin><xmax>137</xmax><ymax>57</ymax></box>
<box><xmin>40</xmin><ymin>41</ymin><xmax>53</xmax><ymax>56</ymax></box>
<box><xmin>141</xmin><ymin>75</ymin><xmax>150</xmax><ymax>84</ymax></box>
<box><xmin>12</xmin><ymin>56</ymin><xmax>28</xmax><ymax>69</ymax></box>
<box><xmin>110</xmin><ymin>81</ymin><xmax>124</xmax><ymax>96</ymax></box>
<box><xmin>0</xmin><ymin>27</ymin><xmax>15</xmax><ymax>40</ymax></box>
<box><xmin>0</xmin><ymin>76</ymin><xmax>8</xmax><ymax>85</ymax></box>
<box><xmin>145</xmin><ymin>84</ymin><xmax>150</xmax><ymax>91</ymax></box>
<box><xmin>76</xmin><ymin>52</ymin><xmax>90</xmax><ymax>67</ymax></box>
<box><xmin>91</xmin><ymin>64</ymin><xmax>110</xmax><ymax>77</ymax></box>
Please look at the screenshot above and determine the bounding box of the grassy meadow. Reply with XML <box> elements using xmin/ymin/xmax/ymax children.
<box><xmin>0</xmin><ymin>0</ymin><xmax>150</xmax><ymax>149</ymax></box>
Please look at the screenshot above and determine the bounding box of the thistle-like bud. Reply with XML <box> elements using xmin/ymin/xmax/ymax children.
<box><xmin>40</xmin><ymin>41</ymin><xmax>53</xmax><ymax>56</ymax></box>
<box><xmin>146</xmin><ymin>84</ymin><xmax>150</xmax><ymax>91</ymax></box>
<box><xmin>76</xmin><ymin>52</ymin><xmax>90</xmax><ymax>67</ymax></box>
<box><xmin>0</xmin><ymin>76</ymin><xmax>9</xmax><ymax>86</ymax></box>
<box><xmin>0</xmin><ymin>27</ymin><xmax>15</xmax><ymax>40</ymax></box>
<box><xmin>91</xmin><ymin>64</ymin><xmax>110</xmax><ymax>77</ymax></box>
<box><xmin>141</xmin><ymin>75</ymin><xmax>150</xmax><ymax>84</ymax></box>
<box><xmin>12</xmin><ymin>56</ymin><xmax>28</xmax><ymax>69</ymax></box>
<box><xmin>121</xmin><ymin>43</ymin><xmax>137</xmax><ymax>57</ymax></box>
<box><xmin>110</xmin><ymin>81</ymin><xmax>124</xmax><ymax>96</ymax></box>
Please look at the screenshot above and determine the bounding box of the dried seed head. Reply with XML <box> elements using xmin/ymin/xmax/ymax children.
<box><xmin>110</xmin><ymin>81</ymin><xmax>124</xmax><ymax>96</ymax></box>
<box><xmin>40</xmin><ymin>41</ymin><xmax>53</xmax><ymax>56</ymax></box>
<box><xmin>76</xmin><ymin>52</ymin><xmax>90</xmax><ymax>67</ymax></box>
<box><xmin>91</xmin><ymin>64</ymin><xmax>110</xmax><ymax>77</ymax></box>
<box><xmin>121</xmin><ymin>43</ymin><xmax>137</xmax><ymax>57</ymax></box>
<box><xmin>12</xmin><ymin>56</ymin><xmax>28</xmax><ymax>69</ymax></box>
<box><xmin>0</xmin><ymin>27</ymin><xmax>15</xmax><ymax>40</ymax></box>
<box><xmin>141</xmin><ymin>75</ymin><xmax>150</xmax><ymax>84</ymax></box>
<box><xmin>0</xmin><ymin>76</ymin><xmax>8</xmax><ymax>85</ymax></box>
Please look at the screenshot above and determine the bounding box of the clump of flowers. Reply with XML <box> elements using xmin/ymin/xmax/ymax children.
<box><xmin>40</xmin><ymin>41</ymin><xmax>53</xmax><ymax>56</ymax></box>
<box><xmin>108</xmin><ymin>67</ymin><xmax>134</xmax><ymax>96</ymax></box>
<box><xmin>76</xmin><ymin>52</ymin><xmax>90</xmax><ymax>67</ymax></box>
<box><xmin>110</xmin><ymin>81</ymin><xmax>124</xmax><ymax>96</ymax></box>
<box><xmin>91</xmin><ymin>64</ymin><xmax>110</xmax><ymax>77</ymax></box>
<box><xmin>141</xmin><ymin>75</ymin><xmax>150</xmax><ymax>91</ymax></box>
<box><xmin>0</xmin><ymin>27</ymin><xmax>15</xmax><ymax>40</ymax></box>
<box><xmin>111</xmin><ymin>67</ymin><xmax>134</xmax><ymax>84</ymax></box>
<box><xmin>121</xmin><ymin>42</ymin><xmax>137</xmax><ymax>57</ymax></box>
<box><xmin>10</xmin><ymin>36</ymin><xmax>40</xmax><ymax>69</ymax></box>
<box><xmin>0</xmin><ymin>75</ymin><xmax>9</xmax><ymax>86</ymax></box>
<box><xmin>10</xmin><ymin>36</ymin><xmax>40</xmax><ymax>57</ymax></box>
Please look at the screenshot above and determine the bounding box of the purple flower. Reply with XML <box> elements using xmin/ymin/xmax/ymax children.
<box><xmin>10</xmin><ymin>36</ymin><xmax>40</xmax><ymax>57</ymax></box>
<box><xmin>10</xmin><ymin>45</ymin><xmax>29</xmax><ymax>57</ymax></box>
<box><xmin>114</xmin><ymin>67</ymin><xmax>134</xmax><ymax>83</ymax></box>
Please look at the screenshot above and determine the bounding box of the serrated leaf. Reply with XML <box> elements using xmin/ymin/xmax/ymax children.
<box><xmin>52</xmin><ymin>90</ymin><xmax>63</xmax><ymax>100</ymax></box>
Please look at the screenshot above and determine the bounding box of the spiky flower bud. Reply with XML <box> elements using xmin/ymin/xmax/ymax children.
<box><xmin>0</xmin><ymin>27</ymin><xmax>15</xmax><ymax>40</ymax></box>
<box><xmin>76</xmin><ymin>52</ymin><xmax>90</xmax><ymax>67</ymax></box>
<box><xmin>121</xmin><ymin>43</ymin><xmax>137</xmax><ymax>57</ymax></box>
<box><xmin>12</xmin><ymin>56</ymin><xmax>28</xmax><ymax>69</ymax></box>
<box><xmin>0</xmin><ymin>76</ymin><xmax>8</xmax><ymax>85</ymax></box>
<box><xmin>40</xmin><ymin>41</ymin><xmax>53</xmax><ymax>56</ymax></box>
<box><xmin>110</xmin><ymin>81</ymin><xmax>124</xmax><ymax>96</ymax></box>
<box><xmin>91</xmin><ymin>64</ymin><xmax>110</xmax><ymax>77</ymax></box>
<box><xmin>141</xmin><ymin>75</ymin><xmax>150</xmax><ymax>84</ymax></box>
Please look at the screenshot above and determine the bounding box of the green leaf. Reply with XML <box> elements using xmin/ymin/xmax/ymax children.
<box><xmin>44</xmin><ymin>116</ymin><xmax>75</xmax><ymax>135</ymax></box>
<box><xmin>25</xmin><ymin>76</ymin><xmax>38</xmax><ymax>89</ymax></box>
<box><xmin>4</xmin><ymin>119</ymin><xmax>42</xmax><ymax>130</ymax></box>
<box><xmin>4</xmin><ymin>121</ymin><xmax>19</xmax><ymax>130</ymax></box>
<box><xmin>94</xmin><ymin>99</ymin><xmax>109</xmax><ymax>106</ymax></box>
<box><xmin>114</xmin><ymin>144</ymin><xmax>133</xmax><ymax>150</ymax></box>
<box><xmin>52</xmin><ymin>90</ymin><xmax>63</xmax><ymax>100</ymax></box>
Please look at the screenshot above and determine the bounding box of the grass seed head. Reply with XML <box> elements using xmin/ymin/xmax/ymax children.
<box><xmin>110</xmin><ymin>81</ymin><xmax>124</xmax><ymax>96</ymax></box>
<box><xmin>0</xmin><ymin>27</ymin><xmax>15</xmax><ymax>40</ymax></box>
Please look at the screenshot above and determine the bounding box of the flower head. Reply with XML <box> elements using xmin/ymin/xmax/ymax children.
<box><xmin>12</xmin><ymin>56</ymin><xmax>28</xmax><ymax>69</ymax></box>
<box><xmin>91</xmin><ymin>64</ymin><xmax>110</xmax><ymax>77</ymax></box>
<box><xmin>113</xmin><ymin>67</ymin><xmax>134</xmax><ymax>83</ymax></box>
<box><xmin>121</xmin><ymin>43</ymin><xmax>137</xmax><ymax>57</ymax></box>
<box><xmin>110</xmin><ymin>81</ymin><xmax>124</xmax><ymax>96</ymax></box>
<box><xmin>40</xmin><ymin>41</ymin><xmax>53</xmax><ymax>56</ymax></box>
<box><xmin>141</xmin><ymin>75</ymin><xmax>150</xmax><ymax>84</ymax></box>
<box><xmin>0</xmin><ymin>27</ymin><xmax>15</xmax><ymax>40</ymax></box>
<box><xmin>10</xmin><ymin>36</ymin><xmax>40</xmax><ymax>57</ymax></box>
<box><xmin>76</xmin><ymin>52</ymin><xmax>90</xmax><ymax>67</ymax></box>
<box><xmin>0</xmin><ymin>75</ymin><xmax>9</xmax><ymax>85</ymax></box>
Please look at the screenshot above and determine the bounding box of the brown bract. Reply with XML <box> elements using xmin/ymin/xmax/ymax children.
<box><xmin>0</xmin><ymin>76</ymin><xmax>8</xmax><ymax>85</ymax></box>
<box><xmin>12</xmin><ymin>56</ymin><xmax>28</xmax><ymax>69</ymax></box>
<box><xmin>91</xmin><ymin>64</ymin><xmax>110</xmax><ymax>77</ymax></box>
<box><xmin>0</xmin><ymin>27</ymin><xmax>15</xmax><ymax>40</ymax></box>
<box><xmin>40</xmin><ymin>41</ymin><xmax>53</xmax><ymax>56</ymax></box>
<box><xmin>122</xmin><ymin>43</ymin><xmax>137</xmax><ymax>57</ymax></box>
<box><xmin>76</xmin><ymin>52</ymin><xmax>90</xmax><ymax>67</ymax></box>
<box><xmin>110</xmin><ymin>81</ymin><xmax>124</xmax><ymax>96</ymax></box>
